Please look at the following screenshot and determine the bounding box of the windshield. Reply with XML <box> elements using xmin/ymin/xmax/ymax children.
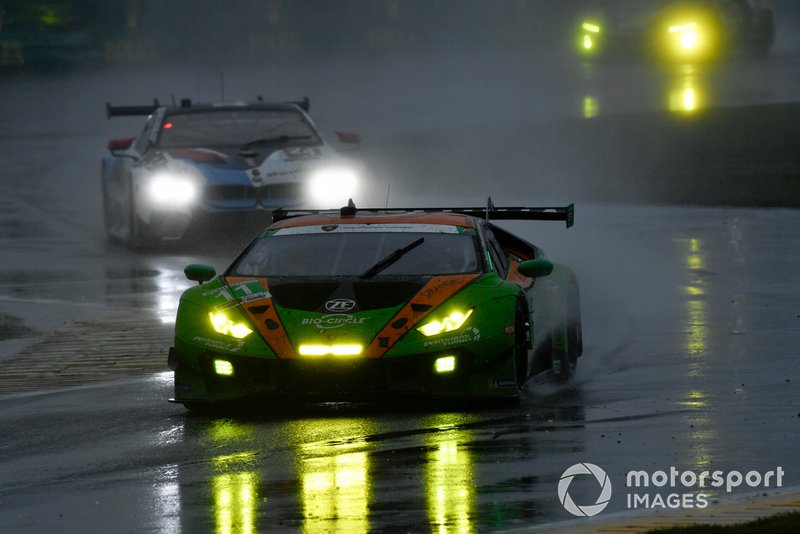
<box><xmin>156</xmin><ymin>109</ymin><xmax>320</xmax><ymax>149</ymax></box>
<box><xmin>231</xmin><ymin>232</ymin><xmax>481</xmax><ymax>278</ymax></box>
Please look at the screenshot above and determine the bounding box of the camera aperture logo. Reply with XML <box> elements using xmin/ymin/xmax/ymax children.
<box><xmin>559</xmin><ymin>463</ymin><xmax>785</xmax><ymax>517</ymax></box>
<box><xmin>558</xmin><ymin>463</ymin><xmax>613</xmax><ymax>517</ymax></box>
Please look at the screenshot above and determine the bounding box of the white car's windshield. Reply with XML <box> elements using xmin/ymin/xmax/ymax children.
<box><xmin>157</xmin><ymin>109</ymin><xmax>320</xmax><ymax>149</ymax></box>
<box><xmin>232</xmin><ymin>232</ymin><xmax>480</xmax><ymax>278</ymax></box>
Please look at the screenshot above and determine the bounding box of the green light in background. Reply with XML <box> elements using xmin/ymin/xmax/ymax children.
<box><xmin>583</xmin><ymin>96</ymin><xmax>599</xmax><ymax>119</ymax></box>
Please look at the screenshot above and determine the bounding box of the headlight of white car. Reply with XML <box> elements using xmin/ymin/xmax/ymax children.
<box><xmin>145</xmin><ymin>171</ymin><xmax>200</xmax><ymax>206</ymax></box>
<box><xmin>308</xmin><ymin>167</ymin><xmax>359</xmax><ymax>205</ymax></box>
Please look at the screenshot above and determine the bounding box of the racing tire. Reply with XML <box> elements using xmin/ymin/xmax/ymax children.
<box><xmin>567</xmin><ymin>278</ymin><xmax>583</xmax><ymax>366</ymax></box>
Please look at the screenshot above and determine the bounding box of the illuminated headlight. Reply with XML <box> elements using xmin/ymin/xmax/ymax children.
<box><xmin>582</xmin><ymin>22</ymin><xmax>601</xmax><ymax>34</ymax></box>
<box><xmin>669</xmin><ymin>22</ymin><xmax>700</xmax><ymax>50</ymax></box>
<box><xmin>417</xmin><ymin>309</ymin><xmax>473</xmax><ymax>337</ymax></box>
<box><xmin>209</xmin><ymin>312</ymin><xmax>253</xmax><ymax>339</ymax></box>
<box><xmin>298</xmin><ymin>343</ymin><xmax>363</xmax><ymax>357</ymax></box>
<box><xmin>308</xmin><ymin>168</ymin><xmax>358</xmax><ymax>204</ymax></box>
<box><xmin>146</xmin><ymin>172</ymin><xmax>199</xmax><ymax>206</ymax></box>
<box><xmin>579</xmin><ymin>21</ymin><xmax>601</xmax><ymax>53</ymax></box>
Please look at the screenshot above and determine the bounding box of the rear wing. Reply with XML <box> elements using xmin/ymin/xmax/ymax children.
<box><xmin>106</xmin><ymin>96</ymin><xmax>311</xmax><ymax>118</ymax></box>
<box><xmin>106</xmin><ymin>100</ymin><xmax>161</xmax><ymax>118</ymax></box>
<box><xmin>273</xmin><ymin>199</ymin><xmax>575</xmax><ymax>228</ymax></box>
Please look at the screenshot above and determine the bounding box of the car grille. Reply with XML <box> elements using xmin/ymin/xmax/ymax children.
<box><xmin>259</xmin><ymin>183</ymin><xmax>303</xmax><ymax>205</ymax></box>
<box><xmin>202</xmin><ymin>183</ymin><xmax>303</xmax><ymax>207</ymax></box>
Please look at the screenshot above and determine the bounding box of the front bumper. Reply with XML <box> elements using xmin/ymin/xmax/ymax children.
<box><xmin>170</xmin><ymin>346</ymin><xmax>519</xmax><ymax>404</ymax></box>
<box><xmin>139</xmin><ymin>181</ymin><xmax>305</xmax><ymax>239</ymax></box>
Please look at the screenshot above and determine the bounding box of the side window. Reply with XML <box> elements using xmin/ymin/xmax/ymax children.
<box><xmin>482</xmin><ymin>227</ymin><xmax>508</xmax><ymax>278</ymax></box>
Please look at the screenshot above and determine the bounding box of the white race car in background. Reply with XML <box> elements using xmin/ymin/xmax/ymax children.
<box><xmin>101</xmin><ymin>98</ymin><xmax>364</xmax><ymax>247</ymax></box>
<box><xmin>577</xmin><ymin>0</ymin><xmax>775</xmax><ymax>61</ymax></box>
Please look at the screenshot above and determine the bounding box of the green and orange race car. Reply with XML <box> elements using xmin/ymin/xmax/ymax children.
<box><xmin>168</xmin><ymin>201</ymin><xmax>582</xmax><ymax>408</ymax></box>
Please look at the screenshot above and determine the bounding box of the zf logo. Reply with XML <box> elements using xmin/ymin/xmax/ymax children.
<box><xmin>558</xmin><ymin>463</ymin><xmax>612</xmax><ymax>517</ymax></box>
<box><xmin>324</xmin><ymin>298</ymin><xmax>356</xmax><ymax>312</ymax></box>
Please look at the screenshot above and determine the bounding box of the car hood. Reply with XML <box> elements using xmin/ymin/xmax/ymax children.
<box><xmin>224</xmin><ymin>274</ymin><xmax>480</xmax><ymax>358</ymax></box>
<box><xmin>164</xmin><ymin>145</ymin><xmax>328</xmax><ymax>170</ymax></box>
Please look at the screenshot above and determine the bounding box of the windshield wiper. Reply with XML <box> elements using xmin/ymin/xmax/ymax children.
<box><xmin>360</xmin><ymin>237</ymin><xmax>425</xmax><ymax>279</ymax></box>
<box><xmin>238</xmin><ymin>135</ymin><xmax>312</xmax><ymax>152</ymax></box>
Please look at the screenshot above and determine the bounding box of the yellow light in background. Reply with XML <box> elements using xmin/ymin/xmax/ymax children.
<box><xmin>583</xmin><ymin>96</ymin><xmax>599</xmax><ymax>119</ymax></box>
<box><xmin>582</xmin><ymin>22</ymin><xmax>600</xmax><ymax>34</ymax></box>
<box><xmin>661</xmin><ymin>9</ymin><xmax>719</xmax><ymax>61</ymax></box>
<box><xmin>435</xmin><ymin>356</ymin><xmax>456</xmax><ymax>373</ymax></box>
<box><xmin>579</xmin><ymin>22</ymin><xmax>601</xmax><ymax>55</ymax></box>
<box><xmin>214</xmin><ymin>359</ymin><xmax>234</xmax><ymax>376</ymax></box>
<box><xmin>669</xmin><ymin>22</ymin><xmax>700</xmax><ymax>50</ymax></box>
<box><xmin>669</xmin><ymin>22</ymin><xmax>697</xmax><ymax>34</ymax></box>
<box><xmin>679</xmin><ymin>29</ymin><xmax>699</xmax><ymax>49</ymax></box>
<box><xmin>682</xmin><ymin>87</ymin><xmax>698</xmax><ymax>111</ymax></box>
<box><xmin>298</xmin><ymin>344</ymin><xmax>363</xmax><ymax>357</ymax></box>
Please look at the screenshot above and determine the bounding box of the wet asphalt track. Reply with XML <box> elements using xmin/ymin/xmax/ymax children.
<box><xmin>1</xmin><ymin>52</ymin><xmax>800</xmax><ymax>531</ymax></box>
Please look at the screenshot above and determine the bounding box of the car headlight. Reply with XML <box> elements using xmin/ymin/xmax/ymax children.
<box><xmin>308</xmin><ymin>167</ymin><xmax>358</xmax><ymax>205</ymax></box>
<box><xmin>146</xmin><ymin>171</ymin><xmax>199</xmax><ymax>206</ymax></box>
<box><xmin>668</xmin><ymin>22</ymin><xmax>700</xmax><ymax>51</ymax></box>
<box><xmin>209</xmin><ymin>312</ymin><xmax>253</xmax><ymax>339</ymax></box>
<box><xmin>580</xmin><ymin>21</ymin><xmax>601</xmax><ymax>53</ymax></box>
<box><xmin>417</xmin><ymin>309</ymin><xmax>473</xmax><ymax>337</ymax></box>
<box><xmin>659</xmin><ymin>7</ymin><xmax>719</xmax><ymax>61</ymax></box>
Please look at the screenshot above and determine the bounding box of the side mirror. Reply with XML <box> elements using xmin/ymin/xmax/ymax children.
<box><xmin>184</xmin><ymin>264</ymin><xmax>216</xmax><ymax>284</ymax></box>
<box><xmin>108</xmin><ymin>137</ymin><xmax>140</xmax><ymax>160</ymax></box>
<box><xmin>517</xmin><ymin>259</ymin><xmax>553</xmax><ymax>278</ymax></box>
